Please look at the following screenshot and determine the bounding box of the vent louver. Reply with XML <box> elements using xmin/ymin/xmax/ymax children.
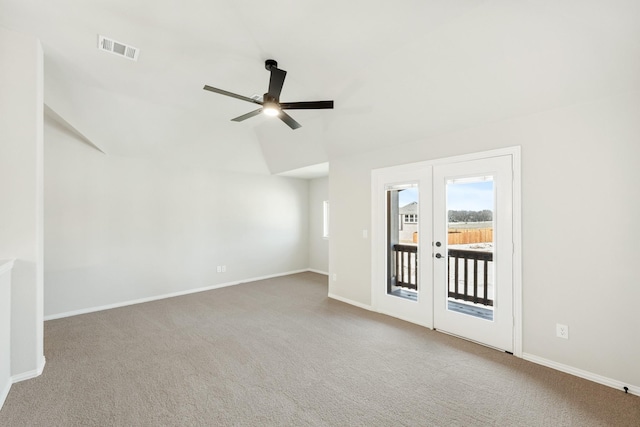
<box><xmin>98</xmin><ymin>35</ymin><xmax>139</xmax><ymax>61</ymax></box>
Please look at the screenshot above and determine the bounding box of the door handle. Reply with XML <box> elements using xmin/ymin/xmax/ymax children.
<box><xmin>435</xmin><ymin>253</ymin><xmax>443</xmax><ymax>259</ymax></box>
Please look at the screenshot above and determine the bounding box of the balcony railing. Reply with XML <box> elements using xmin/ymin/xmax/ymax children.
<box><xmin>392</xmin><ymin>245</ymin><xmax>494</xmax><ymax>307</ymax></box>
<box><xmin>394</xmin><ymin>244</ymin><xmax>418</xmax><ymax>290</ymax></box>
<box><xmin>448</xmin><ymin>249</ymin><xmax>493</xmax><ymax>306</ymax></box>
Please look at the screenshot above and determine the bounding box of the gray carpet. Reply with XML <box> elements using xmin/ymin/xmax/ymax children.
<box><xmin>1</xmin><ymin>272</ymin><xmax>638</xmax><ymax>426</ymax></box>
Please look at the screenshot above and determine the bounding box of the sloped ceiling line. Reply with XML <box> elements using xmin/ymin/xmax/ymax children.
<box><xmin>44</xmin><ymin>104</ymin><xmax>107</xmax><ymax>154</ymax></box>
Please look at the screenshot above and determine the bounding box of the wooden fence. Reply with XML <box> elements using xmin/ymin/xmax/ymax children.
<box><xmin>448</xmin><ymin>228</ymin><xmax>493</xmax><ymax>245</ymax></box>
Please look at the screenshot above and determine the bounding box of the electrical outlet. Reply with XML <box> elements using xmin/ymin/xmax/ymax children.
<box><xmin>332</xmin><ymin>273</ymin><xmax>337</xmax><ymax>281</ymax></box>
<box><xmin>556</xmin><ymin>323</ymin><xmax>569</xmax><ymax>339</ymax></box>
<box><xmin>221</xmin><ymin>265</ymin><xmax>226</xmax><ymax>273</ymax></box>
<box><xmin>216</xmin><ymin>266</ymin><xmax>221</xmax><ymax>273</ymax></box>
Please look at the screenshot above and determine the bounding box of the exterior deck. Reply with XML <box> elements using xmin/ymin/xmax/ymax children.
<box><xmin>393</xmin><ymin>243</ymin><xmax>494</xmax><ymax>309</ymax></box>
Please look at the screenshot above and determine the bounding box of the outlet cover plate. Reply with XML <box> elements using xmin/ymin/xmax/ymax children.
<box><xmin>556</xmin><ymin>323</ymin><xmax>569</xmax><ymax>339</ymax></box>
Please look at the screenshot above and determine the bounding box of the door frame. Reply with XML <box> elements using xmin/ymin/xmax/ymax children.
<box><xmin>371</xmin><ymin>146</ymin><xmax>522</xmax><ymax>357</ymax></box>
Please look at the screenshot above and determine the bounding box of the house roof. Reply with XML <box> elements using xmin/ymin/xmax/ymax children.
<box><xmin>400</xmin><ymin>202</ymin><xmax>418</xmax><ymax>215</ymax></box>
<box><xmin>2</xmin><ymin>1</ymin><xmax>639</xmax><ymax>176</ymax></box>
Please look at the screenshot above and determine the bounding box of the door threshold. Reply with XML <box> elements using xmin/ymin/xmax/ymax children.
<box><xmin>447</xmin><ymin>300</ymin><xmax>493</xmax><ymax>321</ymax></box>
<box><xmin>388</xmin><ymin>288</ymin><xmax>418</xmax><ymax>301</ymax></box>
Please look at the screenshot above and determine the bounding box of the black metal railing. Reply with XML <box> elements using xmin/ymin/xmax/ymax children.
<box><xmin>392</xmin><ymin>245</ymin><xmax>494</xmax><ymax>306</ymax></box>
<box><xmin>393</xmin><ymin>244</ymin><xmax>418</xmax><ymax>290</ymax></box>
<box><xmin>448</xmin><ymin>249</ymin><xmax>493</xmax><ymax>306</ymax></box>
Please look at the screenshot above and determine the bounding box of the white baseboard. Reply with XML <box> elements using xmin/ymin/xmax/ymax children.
<box><xmin>11</xmin><ymin>356</ymin><xmax>46</xmax><ymax>384</ymax></box>
<box><xmin>523</xmin><ymin>353</ymin><xmax>638</xmax><ymax>396</ymax></box>
<box><xmin>327</xmin><ymin>293</ymin><xmax>373</xmax><ymax>311</ymax></box>
<box><xmin>1</xmin><ymin>356</ymin><xmax>45</xmax><ymax>410</ymax></box>
<box><xmin>0</xmin><ymin>377</ymin><xmax>10</xmax><ymax>411</ymax></box>
<box><xmin>44</xmin><ymin>269</ymin><xmax>311</xmax><ymax>321</ymax></box>
<box><xmin>307</xmin><ymin>269</ymin><xmax>328</xmax><ymax>276</ymax></box>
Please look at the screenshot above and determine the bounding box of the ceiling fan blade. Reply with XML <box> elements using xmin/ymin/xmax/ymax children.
<box><xmin>280</xmin><ymin>100</ymin><xmax>334</xmax><ymax>110</ymax></box>
<box><xmin>231</xmin><ymin>108</ymin><xmax>263</xmax><ymax>122</ymax></box>
<box><xmin>203</xmin><ymin>85</ymin><xmax>262</xmax><ymax>105</ymax></box>
<box><xmin>279</xmin><ymin>111</ymin><xmax>301</xmax><ymax>130</ymax></box>
<box><xmin>267</xmin><ymin>68</ymin><xmax>287</xmax><ymax>100</ymax></box>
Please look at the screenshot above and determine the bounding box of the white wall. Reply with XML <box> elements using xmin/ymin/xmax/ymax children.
<box><xmin>0</xmin><ymin>261</ymin><xmax>14</xmax><ymax>408</ymax></box>
<box><xmin>44</xmin><ymin>116</ymin><xmax>310</xmax><ymax>317</ymax></box>
<box><xmin>329</xmin><ymin>90</ymin><xmax>640</xmax><ymax>391</ymax></box>
<box><xmin>308</xmin><ymin>177</ymin><xmax>329</xmax><ymax>274</ymax></box>
<box><xmin>0</xmin><ymin>27</ymin><xmax>45</xmax><ymax>380</ymax></box>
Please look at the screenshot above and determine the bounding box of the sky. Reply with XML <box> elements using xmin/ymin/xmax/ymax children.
<box><xmin>398</xmin><ymin>180</ymin><xmax>494</xmax><ymax>211</ymax></box>
<box><xmin>447</xmin><ymin>180</ymin><xmax>494</xmax><ymax>211</ymax></box>
<box><xmin>399</xmin><ymin>187</ymin><xmax>419</xmax><ymax>207</ymax></box>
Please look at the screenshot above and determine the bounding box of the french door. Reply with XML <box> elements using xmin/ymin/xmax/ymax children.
<box><xmin>372</xmin><ymin>149</ymin><xmax>519</xmax><ymax>353</ymax></box>
<box><xmin>432</xmin><ymin>156</ymin><xmax>513</xmax><ymax>352</ymax></box>
<box><xmin>371</xmin><ymin>164</ymin><xmax>433</xmax><ymax>328</ymax></box>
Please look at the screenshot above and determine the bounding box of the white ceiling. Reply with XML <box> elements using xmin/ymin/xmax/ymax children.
<box><xmin>2</xmin><ymin>0</ymin><xmax>639</xmax><ymax>177</ymax></box>
<box><xmin>277</xmin><ymin>162</ymin><xmax>329</xmax><ymax>180</ymax></box>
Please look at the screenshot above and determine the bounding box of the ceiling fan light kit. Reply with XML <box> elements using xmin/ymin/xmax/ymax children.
<box><xmin>203</xmin><ymin>59</ymin><xmax>334</xmax><ymax>130</ymax></box>
<box><xmin>263</xmin><ymin>104</ymin><xmax>280</xmax><ymax>116</ymax></box>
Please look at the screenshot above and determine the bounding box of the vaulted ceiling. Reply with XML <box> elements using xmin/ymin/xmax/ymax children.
<box><xmin>2</xmin><ymin>0</ymin><xmax>639</xmax><ymax>176</ymax></box>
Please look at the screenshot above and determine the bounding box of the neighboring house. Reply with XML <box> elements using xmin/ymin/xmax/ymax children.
<box><xmin>399</xmin><ymin>202</ymin><xmax>418</xmax><ymax>243</ymax></box>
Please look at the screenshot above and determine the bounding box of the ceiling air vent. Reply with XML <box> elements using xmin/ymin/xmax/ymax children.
<box><xmin>98</xmin><ymin>35</ymin><xmax>139</xmax><ymax>61</ymax></box>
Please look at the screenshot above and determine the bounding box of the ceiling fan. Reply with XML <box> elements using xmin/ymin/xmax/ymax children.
<box><xmin>203</xmin><ymin>59</ymin><xmax>334</xmax><ymax>130</ymax></box>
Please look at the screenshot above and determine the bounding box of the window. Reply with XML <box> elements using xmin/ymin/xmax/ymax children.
<box><xmin>323</xmin><ymin>200</ymin><xmax>330</xmax><ymax>238</ymax></box>
<box><xmin>404</xmin><ymin>214</ymin><xmax>418</xmax><ymax>223</ymax></box>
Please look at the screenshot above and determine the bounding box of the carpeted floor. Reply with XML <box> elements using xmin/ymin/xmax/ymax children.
<box><xmin>1</xmin><ymin>272</ymin><xmax>638</xmax><ymax>426</ymax></box>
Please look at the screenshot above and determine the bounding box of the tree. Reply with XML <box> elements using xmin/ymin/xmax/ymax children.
<box><xmin>448</xmin><ymin>210</ymin><xmax>493</xmax><ymax>222</ymax></box>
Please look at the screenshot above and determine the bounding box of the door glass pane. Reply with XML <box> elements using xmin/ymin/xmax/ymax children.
<box><xmin>446</xmin><ymin>176</ymin><xmax>494</xmax><ymax>320</ymax></box>
<box><xmin>386</xmin><ymin>184</ymin><xmax>418</xmax><ymax>301</ymax></box>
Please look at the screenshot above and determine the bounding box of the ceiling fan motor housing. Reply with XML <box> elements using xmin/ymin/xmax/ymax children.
<box><xmin>265</xmin><ymin>59</ymin><xmax>278</xmax><ymax>71</ymax></box>
<box><xmin>263</xmin><ymin>93</ymin><xmax>278</xmax><ymax>105</ymax></box>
